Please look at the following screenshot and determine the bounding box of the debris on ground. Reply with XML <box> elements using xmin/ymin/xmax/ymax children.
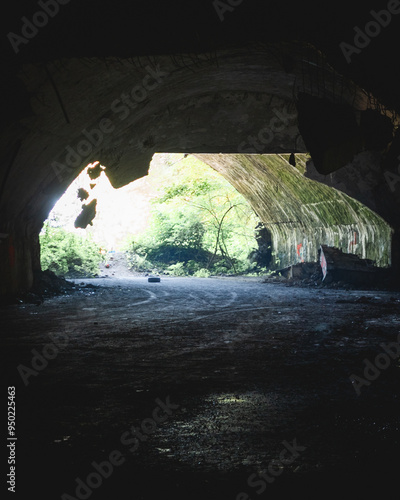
<box><xmin>263</xmin><ymin>247</ymin><xmax>397</xmax><ymax>290</ymax></box>
<box><xmin>270</xmin><ymin>262</ymin><xmax>319</xmax><ymax>280</ymax></box>
<box><xmin>265</xmin><ymin>262</ymin><xmax>323</xmax><ymax>287</ymax></box>
<box><xmin>319</xmin><ymin>245</ymin><xmax>392</xmax><ymax>287</ymax></box>
<box><xmin>1</xmin><ymin>269</ymin><xmax>99</xmax><ymax>305</ymax></box>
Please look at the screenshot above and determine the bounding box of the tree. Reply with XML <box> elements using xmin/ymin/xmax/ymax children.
<box><xmin>125</xmin><ymin>154</ymin><xmax>262</xmax><ymax>275</ymax></box>
<box><xmin>40</xmin><ymin>222</ymin><xmax>104</xmax><ymax>277</ymax></box>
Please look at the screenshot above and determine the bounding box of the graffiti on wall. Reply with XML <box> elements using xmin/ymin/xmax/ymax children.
<box><xmin>348</xmin><ymin>231</ymin><xmax>358</xmax><ymax>253</ymax></box>
<box><xmin>296</xmin><ymin>243</ymin><xmax>305</xmax><ymax>263</ymax></box>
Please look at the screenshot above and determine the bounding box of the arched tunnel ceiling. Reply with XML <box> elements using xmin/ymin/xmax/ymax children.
<box><xmin>0</xmin><ymin>43</ymin><xmax>394</xmax><ymax>229</ymax></box>
<box><xmin>1</xmin><ymin>1</ymin><xmax>400</xmax><ymax>230</ymax></box>
<box><xmin>1</xmin><ymin>0</ymin><xmax>400</xmax><ymax>296</ymax></box>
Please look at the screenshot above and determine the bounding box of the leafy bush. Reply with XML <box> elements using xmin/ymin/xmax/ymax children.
<box><xmin>124</xmin><ymin>154</ymin><xmax>266</xmax><ymax>277</ymax></box>
<box><xmin>40</xmin><ymin>222</ymin><xmax>105</xmax><ymax>277</ymax></box>
<box><xmin>166</xmin><ymin>262</ymin><xmax>187</xmax><ymax>276</ymax></box>
<box><xmin>194</xmin><ymin>268</ymin><xmax>210</xmax><ymax>278</ymax></box>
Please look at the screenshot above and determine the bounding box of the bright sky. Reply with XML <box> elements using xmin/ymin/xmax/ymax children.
<box><xmin>47</xmin><ymin>159</ymin><xmax>161</xmax><ymax>250</ymax></box>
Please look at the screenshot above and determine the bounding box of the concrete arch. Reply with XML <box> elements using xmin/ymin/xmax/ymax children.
<box><xmin>0</xmin><ymin>43</ymin><xmax>399</xmax><ymax>296</ymax></box>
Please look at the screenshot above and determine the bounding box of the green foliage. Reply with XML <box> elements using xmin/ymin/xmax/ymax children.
<box><xmin>166</xmin><ymin>262</ymin><xmax>187</xmax><ymax>276</ymax></box>
<box><xmin>194</xmin><ymin>268</ymin><xmax>211</xmax><ymax>278</ymax></box>
<box><xmin>125</xmin><ymin>154</ymin><xmax>265</xmax><ymax>276</ymax></box>
<box><xmin>39</xmin><ymin>222</ymin><xmax>105</xmax><ymax>277</ymax></box>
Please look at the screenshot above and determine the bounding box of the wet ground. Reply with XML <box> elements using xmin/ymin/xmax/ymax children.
<box><xmin>2</xmin><ymin>276</ymin><xmax>400</xmax><ymax>499</ymax></box>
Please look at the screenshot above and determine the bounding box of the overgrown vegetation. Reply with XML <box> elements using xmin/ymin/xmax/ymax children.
<box><xmin>124</xmin><ymin>154</ymin><xmax>266</xmax><ymax>276</ymax></box>
<box><xmin>40</xmin><ymin>219</ymin><xmax>105</xmax><ymax>277</ymax></box>
<box><xmin>40</xmin><ymin>154</ymin><xmax>268</xmax><ymax>278</ymax></box>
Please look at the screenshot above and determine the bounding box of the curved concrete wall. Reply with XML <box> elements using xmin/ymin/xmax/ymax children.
<box><xmin>0</xmin><ymin>45</ymin><xmax>398</xmax><ymax>296</ymax></box>
<box><xmin>196</xmin><ymin>154</ymin><xmax>392</xmax><ymax>269</ymax></box>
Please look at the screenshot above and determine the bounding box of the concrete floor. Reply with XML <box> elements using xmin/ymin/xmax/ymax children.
<box><xmin>2</xmin><ymin>276</ymin><xmax>400</xmax><ymax>499</ymax></box>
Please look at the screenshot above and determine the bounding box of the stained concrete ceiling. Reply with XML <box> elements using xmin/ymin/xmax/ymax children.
<box><xmin>1</xmin><ymin>0</ymin><xmax>400</xmax><ymax>295</ymax></box>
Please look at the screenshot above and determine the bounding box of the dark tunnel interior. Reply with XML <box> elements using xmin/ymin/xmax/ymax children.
<box><xmin>2</xmin><ymin>2</ymin><xmax>400</xmax><ymax>499</ymax></box>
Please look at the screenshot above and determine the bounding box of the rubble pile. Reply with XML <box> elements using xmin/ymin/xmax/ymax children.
<box><xmin>1</xmin><ymin>270</ymin><xmax>96</xmax><ymax>305</ymax></box>
<box><xmin>264</xmin><ymin>245</ymin><xmax>397</xmax><ymax>290</ymax></box>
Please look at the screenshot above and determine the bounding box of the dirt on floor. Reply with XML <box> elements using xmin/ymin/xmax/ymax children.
<box><xmin>2</xmin><ymin>274</ymin><xmax>400</xmax><ymax>500</ymax></box>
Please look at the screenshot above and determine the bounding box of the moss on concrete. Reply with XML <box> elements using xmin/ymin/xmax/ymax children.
<box><xmin>197</xmin><ymin>153</ymin><xmax>392</xmax><ymax>268</ymax></box>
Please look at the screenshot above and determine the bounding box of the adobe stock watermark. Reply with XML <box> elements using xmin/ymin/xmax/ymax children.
<box><xmin>61</xmin><ymin>396</ymin><xmax>179</xmax><ymax>500</ymax></box>
<box><xmin>17</xmin><ymin>330</ymin><xmax>70</xmax><ymax>386</ymax></box>
<box><xmin>237</xmin><ymin>105</ymin><xmax>297</xmax><ymax>153</ymax></box>
<box><xmin>7</xmin><ymin>0</ymin><xmax>72</xmax><ymax>55</ymax></box>
<box><xmin>213</xmin><ymin>0</ymin><xmax>244</xmax><ymax>22</ymax></box>
<box><xmin>52</xmin><ymin>64</ymin><xmax>169</xmax><ymax>183</ymax></box>
<box><xmin>340</xmin><ymin>1</ymin><xmax>400</xmax><ymax>64</ymax></box>
<box><xmin>236</xmin><ymin>438</ymin><xmax>307</xmax><ymax>500</ymax></box>
<box><xmin>349</xmin><ymin>332</ymin><xmax>400</xmax><ymax>395</ymax></box>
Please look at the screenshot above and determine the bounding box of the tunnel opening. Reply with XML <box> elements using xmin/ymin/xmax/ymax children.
<box><xmin>40</xmin><ymin>153</ymin><xmax>270</xmax><ymax>282</ymax></box>
<box><xmin>2</xmin><ymin>44</ymin><xmax>400</xmax><ymax>300</ymax></box>
<box><xmin>39</xmin><ymin>152</ymin><xmax>393</xmax><ymax>290</ymax></box>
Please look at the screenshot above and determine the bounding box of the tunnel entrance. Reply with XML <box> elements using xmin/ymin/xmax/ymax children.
<box><xmin>40</xmin><ymin>152</ymin><xmax>393</xmax><ymax>287</ymax></box>
<box><xmin>2</xmin><ymin>45</ymin><xmax>400</xmax><ymax>300</ymax></box>
<box><xmin>40</xmin><ymin>153</ymin><xmax>269</xmax><ymax>281</ymax></box>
